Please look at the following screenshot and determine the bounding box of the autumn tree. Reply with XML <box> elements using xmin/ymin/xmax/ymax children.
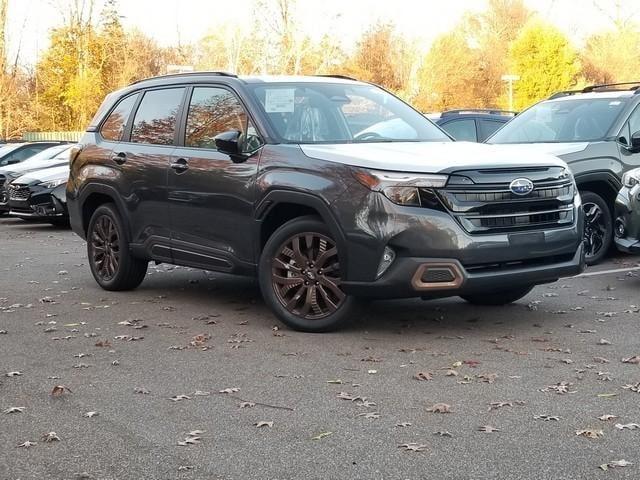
<box><xmin>582</xmin><ymin>24</ymin><xmax>640</xmax><ymax>84</ymax></box>
<box><xmin>509</xmin><ymin>20</ymin><xmax>581</xmax><ymax>110</ymax></box>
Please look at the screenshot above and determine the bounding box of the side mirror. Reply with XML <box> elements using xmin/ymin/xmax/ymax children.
<box><xmin>214</xmin><ymin>130</ymin><xmax>246</xmax><ymax>163</ymax></box>
<box><xmin>631</xmin><ymin>131</ymin><xmax>640</xmax><ymax>152</ymax></box>
<box><xmin>6</xmin><ymin>159</ymin><xmax>20</xmax><ymax>165</ymax></box>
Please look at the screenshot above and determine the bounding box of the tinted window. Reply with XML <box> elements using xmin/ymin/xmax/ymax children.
<box><xmin>478</xmin><ymin>120</ymin><xmax>505</xmax><ymax>142</ymax></box>
<box><xmin>101</xmin><ymin>94</ymin><xmax>139</xmax><ymax>141</ymax></box>
<box><xmin>130</xmin><ymin>88</ymin><xmax>185</xmax><ymax>145</ymax></box>
<box><xmin>441</xmin><ymin>119</ymin><xmax>477</xmax><ymax>142</ymax></box>
<box><xmin>2</xmin><ymin>146</ymin><xmax>43</xmax><ymax>164</ymax></box>
<box><xmin>185</xmin><ymin>87</ymin><xmax>247</xmax><ymax>148</ymax></box>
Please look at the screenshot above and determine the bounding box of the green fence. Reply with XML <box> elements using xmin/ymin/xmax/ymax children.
<box><xmin>23</xmin><ymin>131</ymin><xmax>83</xmax><ymax>142</ymax></box>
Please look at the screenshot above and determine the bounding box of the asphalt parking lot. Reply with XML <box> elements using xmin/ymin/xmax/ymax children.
<box><xmin>1</xmin><ymin>217</ymin><xmax>640</xmax><ymax>480</ymax></box>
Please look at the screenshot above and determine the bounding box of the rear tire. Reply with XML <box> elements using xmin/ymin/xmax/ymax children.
<box><xmin>460</xmin><ymin>285</ymin><xmax>534</xmax><ymax>305</ymax></box>
<box><xmin>87</xmin><ymin>203</ymin><xmax>147</xmax><ymax>291</ymax></box>
<box><xmin>259</xmin><ymin>216</ymin><xmax>358</xmax><ymax>332</ymax></box>
<box><xmin>581</xmin><ymin>191</ymin><xmax>612</xmax><ymax>266</ymax></box>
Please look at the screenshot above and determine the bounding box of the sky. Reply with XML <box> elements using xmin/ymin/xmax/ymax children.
<box><xmin>5</xmin><ymin>0</ymin><xmax>638</xmax><ymax>67</ymax></box>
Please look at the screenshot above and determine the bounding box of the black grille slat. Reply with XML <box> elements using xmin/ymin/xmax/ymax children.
<box><xmin>8</xmin><ymin>185</ymin><xmax>30</xmax><ymax>201</ymax></box>
<box><xmin>436</xmin><ymin>172</ymin><xmax>575</xmax><ymax>235</ymax></box>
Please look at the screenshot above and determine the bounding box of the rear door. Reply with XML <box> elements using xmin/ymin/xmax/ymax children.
<box><xmin>168</xmin><ymin>85</ymin><xmax>262</xmax><ymax>271</ymax></box>
<box><xmin>113</xmin><ymin>87</ymin><xmax>186</xmax><ymax>258</ymax></box>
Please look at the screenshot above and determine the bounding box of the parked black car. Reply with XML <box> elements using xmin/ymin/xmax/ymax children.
<box><xmin>487</xmin><ymin>82</ymin><xmax>640</xmax><ymax>265</ymax></box>
<box><xmin>0</xmin><ymin>144</ymin><xmax>72</xmax><ymax>214</ymax></box>
<box><xmin>8</xmin><ymin>164</ymin><xmax>70</xmax><ymax>225</ymax></box>
<box><xmin>67</xmin><ymin>73</ymin><xmax>584</xmax><ymax>332</ymax></box>
<box><xmin>433</xmin><ymin>110</ymin><xmax>515</xmax><ymax>142</ymax></box>
<box><xmin>614</xmin><ymin>167</ymin><xmax>640</xmax><ymax>253</ymax></box>
<box><xmin>0</xmin><ymin>142</ymin><xmax>66</xmax><ymax>167</ymax></box>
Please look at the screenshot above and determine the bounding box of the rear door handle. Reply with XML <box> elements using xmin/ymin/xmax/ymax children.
<box><xmin>112</xmin><ymin>152</ymin><xmax>127</xmax><ymax>165</ymax></box>
<box><xmin>170</xmin><ymin>158</ymin><xmax>189</xmax><ymax>172</ymax></box>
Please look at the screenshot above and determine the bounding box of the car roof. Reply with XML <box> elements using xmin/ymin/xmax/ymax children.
<box><xmin>547</xmin><ymin>91</ymin><xmax>636</xmax><ymax>102</ymax></box>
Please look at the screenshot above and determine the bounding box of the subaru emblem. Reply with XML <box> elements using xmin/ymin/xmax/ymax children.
<box><xmin>509</xmin><ymin>178</ymin><xmax>534</xmax><ymax>196</ymax></box>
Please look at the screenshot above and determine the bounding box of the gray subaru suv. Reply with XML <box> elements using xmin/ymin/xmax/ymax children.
<box><xmin>67</xmin><ymin>73</ymin><xmax>585</xmax><ymax>332</ymax></box>
<box><xmin>488</xmin><ymin>82</ymin><xmax>640</xmax><ymax>265</ymax></box>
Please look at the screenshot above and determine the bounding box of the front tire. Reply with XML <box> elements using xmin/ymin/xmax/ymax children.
<box><xmin>460</xmin><ymin>285</ymin><xmax>534</xmax><ymax>305</ymax></box>
<box><xmin>581</xmin><ymin>191</ymin><xmax>612</xmax><ymax>266</ymax></box>
<box><xmin>87</xmin><ymin>203</ymin><xmax>148</xmax><ymax>291</ymax></box>
<box><xmin>259</xmin><ymin>216</ymin><xmax>358</xmax><ymax>332</ymax></box>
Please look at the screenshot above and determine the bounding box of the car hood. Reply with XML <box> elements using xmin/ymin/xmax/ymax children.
<box><xmin>486</xmin><ymin>142</ymin><xmax>590</xmax><ymax>157</ymax></box>
<box><xmin>0</xmin><ymin>158</ymin><xmax>68</xmax><ymax>178</ymax></box>
<box><xmin>13</xmin><ymin>165</ymin><xmax>69</xmax><ymax>186</ymax></box>
<box><xmin>299</xmin><ymin>141</ymin><xmax>567</xmax><ymax>173</ymax></box>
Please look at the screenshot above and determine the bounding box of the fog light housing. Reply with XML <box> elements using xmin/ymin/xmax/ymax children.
<box><xmin>615</xmin><ymin>218</ymin><xmax>626</xmax><ymax>238</ymax></box>
<box><xmin>376</xmin><ymin>246</ymin><xmax>396</xmax><ymax>279</ymax></box>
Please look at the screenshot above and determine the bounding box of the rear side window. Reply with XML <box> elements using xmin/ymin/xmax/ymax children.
<box><xmin>478</xmin><ymin>120</ymin><xmax>504</xmax><ymax>142</ymax></box>
<box><xmin>100</xmin><ymin>94</ymin><xmax>139</xmax><ymax>141</ymax></box>
<box><xmin>185</xmin><ymin>87</ymin><xmax>247</xmax><ymax>148</ymax></box>
<box><xmin>130</xmin><ymin>88</ymin><xmax>185</xmax><ymax>146</ymax></box>
<box><xmin>441</xmin><ymin>119</ymin><xmax>477</xmax><ymax>142</ymax></box>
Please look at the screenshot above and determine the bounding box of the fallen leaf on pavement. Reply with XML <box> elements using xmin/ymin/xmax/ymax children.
<box><xmin>3</xmin><ymin>405</ymin><xmax>25</xmax><ymax>414</ymax></box>
<box><xmin>434</xmin><ymin>431</ymin><xmax>453</xmax><ymax>437</ymax></box>
<box><xmin>478</xmin><ymin>425</ymin><xmax>499</xmax><ymax>433</ymax></box>
<box><xmin>576</xmin><ymin>429</ymin><xmax>604</xmax><ymax>439</ymax></box>
<box><xmin>598</xmin><ymin>415</ymin><xmax>618</xmax><ymax>421</ymax></box>
<box><xmin>600</xmin><ymin>459</ymin><xmax>633</xmax><ymax>470</ymax></box>
<box><xmin>427</xmin><ymin>403</ymin><xmax>452</xmax><ymax>414</ymax></box>
<box><xmin>5</xmin><ymin>371</ymin><xmax>22</xmax><ymax>377</ymax></box>
<box><xmin>17</xmin><ymin>441</ymin><xmax>37</xmax><ymax>448</ymax></box>
<box><xmin>83</xmin><ymin>411</ymin><xmax>98</xmax><ymax>418</ymax></box>
<box><xmin>414</xmin><ymin>371</ymin><xmax>433</xmax><ymax>381</ymax></box>
<box><xmin>255</xmin><ymin>421</ymin><xmax>273</xmax><ymax>428</ymax></box>
<box><xmin>534</xmin><ymin>414</ymin><xmax>560</xmax><ymax>421</ymax></box>
<box><xmin>396</xmin><ymin>422</ymin><xmax>412</xmax><ymax>427</ymax></box>
<box><xmin>614</xmin><ymin>423</ymin><xmax>640</xmax><ymax>430</ymax></box>
<box><xmin>219</xmin><ymin>388</ymin><xmax>240</xmax><ymax>394</ymax></box>
<box><xmin>357</xmin><ymin>412</ymin><xmax>380</xmax><ymax>419</ymax></box>
<box><xmin>311</xmin><ymin>432</ymin><xmax>333</xmax><ymax>440</ymax></box>
<box><xmin>170</xmin><ymin>395</ymin><xmax>191</xmax><ymax>402</ymax></box>
<box><xmin>239</xmin><ymin>402</ymin><xmax>255</xmax><ymax>408</ymax></box>
<box><xmin>622</xmin><ymin>356</ymin><xmax>640</xmax><ymax>365</ymax></box>
<box><xmin>41</xmin><ymin>432</ymin><xmax>60</xmax><ymax>442</ymax></box>
<box><xmin>398</xmin><ymin>443</ymin><xmax>427</xmax><ymax>452</ymax></box>
<box><xmin>51</xmin><ymin>385</ymin><xmax>72</xmax><ymax>397</ymax></box>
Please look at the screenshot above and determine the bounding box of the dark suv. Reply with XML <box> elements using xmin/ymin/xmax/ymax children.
<box><xmin>488</xmin><ymin>82</ymin><xmax>640</xmax><ymax>264</ymax></box>
<box><xmin>67</xmin><ymin>73</ymin><xmax>585</xmax><ymax>331</ymax></box>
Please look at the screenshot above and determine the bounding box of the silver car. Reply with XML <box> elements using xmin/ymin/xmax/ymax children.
<box><xmin>614</xmin><ymin>167</ymin><xmax>640</xmax><ymax>254</ymax></box>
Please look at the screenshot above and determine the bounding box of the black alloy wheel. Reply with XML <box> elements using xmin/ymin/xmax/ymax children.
<box><xmin>90</xmin><ymin>214</ymin><xmax>120</xmax><ymax>281</ymax></box>
<box><xmin>581</xmin><ymin>191</ymin><xmax>612</xmax><ymax>266</ymax></box>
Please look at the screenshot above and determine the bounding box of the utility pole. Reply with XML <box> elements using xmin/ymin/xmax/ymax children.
<box><xmin>501</xmin><ymin>74</ymin><xmax>520</xmax><ymax>111</ymax></box>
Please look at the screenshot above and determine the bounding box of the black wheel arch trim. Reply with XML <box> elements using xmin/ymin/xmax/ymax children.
<box><xmin>78</xmin><ymin>183</ymin><xmax>131</xmax><ymax>239</ymax></box>
<box><xmin>574</xmin><ymin>171</ymin><xmax>621</xmax><ymax>195</ymax></box>
<box><xmin>254</xmin><ymin>189</ymin><xmax>349</xmax><ymax>275</ymax></box>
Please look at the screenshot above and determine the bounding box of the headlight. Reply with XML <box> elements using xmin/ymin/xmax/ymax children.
<box><xmin>353</xmin><ymin>169</ymin><xmax>448</xmax><ymax>206</ymax></box>
<box><xmin>40</xmin><ymin>178</ymin><xmax>67</xmax><ymax>189</ymax></box>
<box><xmin>622</xmin><ymin>168</ymin><xmax>640</xmax><ymax>188</ymax></box>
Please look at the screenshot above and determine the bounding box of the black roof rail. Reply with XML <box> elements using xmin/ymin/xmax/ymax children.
<box><xmin>441</xmin><ymin>109</ymin><xmax>517</xmax><ymax>117</ymax></box>
<box><xmin>550</xmin><ymin>82</ymin><xmax>640</xmax><ymax>99</ymax></box>
<box><xmin>128</xmin><ymin>71</ymin><xmax>238</xmax><ymax>86</ymax></box>
<box><xmin>582</xmin><ymin>81</ymin><xmax>640</xmax><ymax>93</ymax></box>
<box><xmin>314</xmin><ymin>74</ymin><xmax>359</xmax><ymax>81</ymax></box>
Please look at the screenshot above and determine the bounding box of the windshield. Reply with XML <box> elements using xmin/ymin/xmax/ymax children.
<box><xmin>488</xmin><ymin>98</ymin><xmax>628</xmax><ymax>144</ymax></box>
<box><xmin>248</xmin><ymin>83</ymin><xmax>450</xmax><ymax>144</ymax></box>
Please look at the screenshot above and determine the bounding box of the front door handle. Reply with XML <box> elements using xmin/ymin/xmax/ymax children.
<box><xmin>112</xmin><ymin>152</ymin><xmax>127</xmax><ymax>165</ymax></box>
<box><xmin>170</xmin><ymin>158</ymin><xmax>189</xmax><ymax>172</ymax></box>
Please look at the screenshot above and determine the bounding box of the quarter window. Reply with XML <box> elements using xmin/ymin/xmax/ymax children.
<box><xmin>185</xmin><ymin>87</ymin><xmax>247</xmax><ymax>149</ymax></box>
<box><xmin>100</xmin><ymin>94</ymin><xmax>139</xmax><ymax>142</ymax></box>
<box><xmin>130</xmin><ymin>88</ymin><xmax>185</xmax><ymax>145</ymax></box>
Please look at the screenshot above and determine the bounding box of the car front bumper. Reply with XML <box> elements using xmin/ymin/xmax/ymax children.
<box><xmin>614</xmin><ymin>184</ymin><xmax>640</xmax><ymax>254</ymax></box>
<box><xmin>8</xmin><ymin>184</ymin><xmax>68</xmax><ymax>220</ymax></box>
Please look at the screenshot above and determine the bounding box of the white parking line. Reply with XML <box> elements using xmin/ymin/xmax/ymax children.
<box><xmin>575</xmin><ymin>266</ymin><xmax>640</xmax><ymax>278</ymax></box>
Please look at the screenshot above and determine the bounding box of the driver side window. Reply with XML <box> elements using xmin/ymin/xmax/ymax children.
<box><xmin>185</xmin><ymin>87</ymin><xmax>261</xmax><ymax>152</ymax></box>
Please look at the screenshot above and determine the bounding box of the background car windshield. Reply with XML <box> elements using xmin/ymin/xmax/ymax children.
<box><xmin>488</xmin><ymin>98</ymin><xmax>627</xmax><ymax>143</ymax></box>
<box><xmin>19</xmin><ymin>145</ymin><xmax>70</xmax><ymax>165</ymax></box>
<box><xmin>249</xmin><ymin>83</ymin><xmax>450</xmax><ymax>144</ymax></box>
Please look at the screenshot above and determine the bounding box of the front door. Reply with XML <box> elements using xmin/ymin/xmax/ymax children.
<box><xmin>168</xmin><ymin>86</ymin><xmax>262</xmax><ymax>272</ymax></box>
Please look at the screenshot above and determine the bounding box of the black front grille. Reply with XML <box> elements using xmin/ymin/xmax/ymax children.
<box><xmin>0</xmin><ymin>175</ymin><xmax>6</xmax><ymax>203</ymax></box>
<box><xmin>8</xmin><ymin>184</ymin><xmax>30</xmax><ymax>202</ymax></box>
<box><xmin>437</xmin><ymin>169</ymin><xmax>575</xmax><ymax>235</ymax></box>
